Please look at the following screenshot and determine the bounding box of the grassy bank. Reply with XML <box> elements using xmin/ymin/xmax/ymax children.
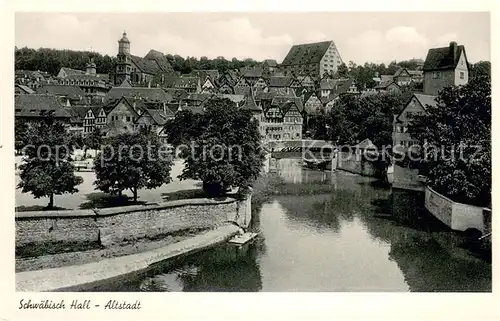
<box><xmin>16</xmin><ymin>227</ymin><xmax>210</xmax><ymax>272</ymax></box>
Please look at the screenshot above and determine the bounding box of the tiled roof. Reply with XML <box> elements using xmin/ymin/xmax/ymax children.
<box><xmin>70</xmin><ymin>106</ymin><xmax>90</xmax><ymax>118</ymax></box>
<box><xmin>144</xmin><ymin>49</ymin><xmax>165</xmax><ymax>60</ymax></box>
<box><xmin>281</xmin><ymin>41</ymin><xmax>333</xmax><ymax>66</ymax></box>
<box><xmin>380</xmin><ymin>75</ymin><xmax>394</xmax><ymax>82</ymax></box>
<box><xmin>131</xmin><ymin>54</ymin><xmax>173</xmax><ymax>74</ymax></box>
<box><xmin>241</xmin><ymin>93</ymin><xmax>262</xmax><ymax>112</ymax></box>
<box><xmin>122</xmin><ymin>97</ymin><xmax>149</xmax><ymax>113</ymax></box>
<box><xmin>408</xmin><ymin>70</ymin><xmax>423</xmax><ymax>76</ymax></box>
<box><xmin>181</xmin><ymin>105</ymin><xmax>204</xmax><ymax>114</ymax></box>
<box><xmin>413</xmin><ymin>93</ymin><xmax>438</xmax><ymax>109</ymax></box>
<box><xmin>15</xmin><ymin>84</ymin><xmax>35</xmax><ymax>94</ymax></box>
<box><xmin>320</xmin><ymin>79</ymin><xmax>337</xmax><ymax>90</ymax></box>
<box><xmin>219</xmin><ymin>94</ymin><xmax>245</xmax><ymax>104</ymax></box>
<box><xmin>164</xmin><ymin>88</ymin><xmax>189</xmax><ymax>101</ymax></box>
<box><xmin>423</xmin><ymin>42</ymin><xmax>468</xmax><ymax>71</ymax></box>
<box><xmin>321</xmin><ymin>78</ymin><xmax>355</xmax><ymax>95</ymax></box>
<box><xmin>234</xmin><ymin>86</ymin><xmax>252</xmax><ymax>96</ymax></box>
<box><xmin>396</xmin><ymin>93</ymin><xmax>437</xmax><ymax>122</ymax></box>
<box><xmin>375</xmin><ymin>79</ymin><xmax>398</xmax><ymax>89</ymax></box>
<box><xmin>271</xmin><ymin>96</ymin><xmax>304</xmax><ymax>113</ymax></box>
<box><xmin>60</xmin><ymin>67</ymin><xmax>85</xmax><ymax>76</ymax></box>
<box><xmin>63</xmin><ymin>74</ymin><xmax>108</xmax><ymax>82</ymax></box>
<box><xmin>89</xmin><ymin>106</ymin><xmax>104</xmax><ymax>117</ymax></box>
<box><xmin>263</xmin><ymin>59</ymin><xmax>278</xmax><ymax>67</ymax></box>
<box><xmin>190</xmin><ymin>69</ymin><xmax>220</xmax><ymax>81</ymax></box>
<box><xmin>16</xmin><ymin>70</ymin><xmax>46</xmax><ymax>79</ymax></box>
<box><xmin>105</xmin><ymin>87</ymin><xmax>172</xmax><ymax>103</ymax></box>
<box><xmin>152</xmin><ymin>55</ymin><xmax>174</xmax><ymax>72</ymax></box>
<box><xmin>185</xmin><ymin>93</ymin><xmax>213</xmax><ymax>102</ymax></box>
<box><xmin>36</xmin><ymin>84</ymin><xmax>85</xmax><ymax>97</ymax></box>
<box><xmin>140</xmin><ymin>108</ymin><xmax>169</xmax><ymax>125</ymax></box>
<box><xmin>15</xmin><ymin>94</ymin><xmax>71</xmax><ymax>118</ymax></box>
<box><xmin>268</xmin><ymin>87</ymin><xmax>296</xmax><ymax>96</ymax></box>
<box><xmin>240</xmin><ymin>67</ymin><xmax>263</xmax><ymax>78</ymax></box>
<box><xmin>269</xmin><ymin>76</ymin><xmax>293</xmax><ymax>87</ymax></box>
<box><xmin>255</xmin><ymin>91</ymin><xmax>277</xmax><ymax>102</ymax></box>
<box><xmin>393</xmin><ymin>68</ymin><xmax>411</xmax><ymax>77</ymax></box>
<box><xmin>176</xmin><ymin>77</ymin><xmax>199</xmax><ymax>88</ymax></box>
<box><xmin>66</xmin><ymin>106</ymin><xmax>88</xmax><ymax>124</ymax></box>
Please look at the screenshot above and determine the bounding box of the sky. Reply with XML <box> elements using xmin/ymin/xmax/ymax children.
<box><xmin>15</xmin><ymin>12</ymin><xmax>490</xmax><ymax>64</ymax></box>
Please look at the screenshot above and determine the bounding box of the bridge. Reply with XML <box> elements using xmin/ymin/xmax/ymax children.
<box><xmin>262</xmin><ymin>140</ymin><xmax>337</xmax><ymax>173</ymax></box>
<box><xmin>262</xmin><ymin>139</ymin><xmax>335</xmax><ymax>153</ymax></box>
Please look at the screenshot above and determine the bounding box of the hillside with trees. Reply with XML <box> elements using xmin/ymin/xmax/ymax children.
<box><xmin>15</xmin><ymin>47</ymin><xmax>261</xmax><ymax>76</ymax></box>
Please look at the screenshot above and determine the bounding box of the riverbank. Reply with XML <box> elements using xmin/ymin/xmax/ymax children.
<box><xmin>16</xmin><ymin>224</ymin><xmax>241</xmax><ymax>292</ymax></box>
<box><xmin>16</xmin><ymin>227</ymin><xmax>209</xmax><ymax>272</ymax></box>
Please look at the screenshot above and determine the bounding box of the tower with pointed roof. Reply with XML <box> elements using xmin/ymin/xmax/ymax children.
<box><xmin>115</xmin><ymin>31</ymin><xmax>132</xmax><ymax>85</ymax></box>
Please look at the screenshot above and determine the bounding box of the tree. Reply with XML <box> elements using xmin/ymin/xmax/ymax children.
<box><xmin>337</xmin><ymin>63</ymin><xmax>349</xmax><ymax>78</ymax></box>
<box><xmin>172</xmin><ymin>98</ymin><xmax>264</xmax><ymax>196</ymax></box>
<box><xmin>408</xmin><ymin>75</ymin><xmax>491</xmax><ymax>207</ymax></box>
<box><xmin>15</xmin><ymin>118</ymin><xmax>30</xmax><ymax>152</ymax></box>
<box><xmin>83</xmin><ymin>127</ymin><xmax>103</xmax><ymax>156</ymax></box>
<box><xmin>470</xmin><ymin>61</ymin><xmax>491</xmax><ymax>80</ymax></box>
<box><xmin>312</xmin><ymin>91</ymin><xmax>406</xmax><ymax>148</ymax></box>
<box><xmin>164</xmin><ymin>110</ymin><xmax>203</xmax><ymax>148</ymax></box>
<box><xmin>17</xmin><ymin>119</ymin><xmax>83</xmax><ymax>209</ymax></box>
<box><xmin>94</xmin><ymin>131</ymin><xmax>172</xmax><ymax>202</ymax></box>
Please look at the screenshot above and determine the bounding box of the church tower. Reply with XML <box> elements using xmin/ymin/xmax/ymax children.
<box><xmin>115</xmin><ymin>31</ymin><xmax>132</xmax><ymax>85</ymax></box>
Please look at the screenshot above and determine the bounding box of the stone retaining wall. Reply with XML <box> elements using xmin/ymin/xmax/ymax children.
<box><xmin>16</xmin><ymin>197</ymin><xmax>245</xmax><ymax>248</ymax></box>
<box><xmin>425</xmin><ymin>186</ymin><xmax>488</xmax><ymax>233</ymax></box>
<box><xmin>337</xmin><ymin>152</ymin><xmax>376</xmax><ymax>177</ymax></box>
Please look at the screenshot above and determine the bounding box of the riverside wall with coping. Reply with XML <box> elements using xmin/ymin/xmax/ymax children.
<box><xmin>16</xmin><ymin>196</ymin><xmax>249</xmax><ymax>248</ymax></box>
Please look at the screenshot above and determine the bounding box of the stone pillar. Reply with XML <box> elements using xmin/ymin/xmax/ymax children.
<box><xmin>331</xmin><ymin>149</ymin><xmax>338</xmax><ymax>171</ymax></box>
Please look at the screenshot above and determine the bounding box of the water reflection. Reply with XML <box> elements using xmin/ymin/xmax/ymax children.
<box><xmin>101</xmin><ymin>158</ymin><xmax>491</xmax><ymax>292</ymax></box>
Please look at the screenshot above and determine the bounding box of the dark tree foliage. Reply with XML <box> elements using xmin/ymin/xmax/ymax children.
<box><xmin>470</xmin><ymin>61</ymin><xmax>491</xmax><ymax>80</ymax></box>
<box><xmin>168</xmin><ymin>98</ymin><xmax>264</xmax><ymax>196</ymax></box>
<box><xmin>17</xmin><ymin>118</ymin><xmax>83</xmax><ymax>209</ymax></box>
<box><xmin>164</xmin><ymin>110</ymin><xmax>203</xmax><ymax>148</ymax></box>
<box><xmin>83</xmin><ymin>127</ymin><xmax>103</xmax><ymax>151</ymax></box>
<box><xmin>309</xmin><ymin>91</ymin><xmax>408</xmax><ymax>148</ymax></box>
<box><xmin>347</xmin><ymin>60</ymin><xmax>423</xmax><ymax>89</ymax></box>
<box><xmin>408</xmin><ymin>75</ymin><xmax>491</xmax><ymax>207</ymax></box>
<box><xmin>94</xmin><ymin>131</ymin><xmax>172</xmax><ymax>202</ymax></box>
<box><xmin>15</xmin><ymin>118</ymin><xmax>30</xmax><ymax>152</ymax></box>
<box><xmin>15</xmin><ymin>47</ymin><xmax>116</xmax><ymax>75</ymax></box>
<box><xmin>16</xmin><ymin>46</ymin><xmax>263</xmax><ymax>76</ymax></box>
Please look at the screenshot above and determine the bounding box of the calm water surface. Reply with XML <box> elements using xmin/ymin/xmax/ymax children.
<box><xmin>99</xmin><ymin>159</ymin><xmax>491</xmax><ymax>292</ymax></box>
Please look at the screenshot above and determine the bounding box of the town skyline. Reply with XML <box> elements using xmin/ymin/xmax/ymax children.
<box><xmin>15</xmin><ymin>12</ymin><xmax>490</xmax><ymax>65</ymax></box>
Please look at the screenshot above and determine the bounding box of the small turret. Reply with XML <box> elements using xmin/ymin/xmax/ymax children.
<box><xmin>86</xmin><ymin>58</ymin><xmax>97</xmax><ymax>75</ymax></box>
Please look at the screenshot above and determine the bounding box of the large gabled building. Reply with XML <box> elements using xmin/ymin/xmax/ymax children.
<box><xmin>280</xmin><ymin>40</ymin><xmax>343</xmax><ymax>78</ymax></box>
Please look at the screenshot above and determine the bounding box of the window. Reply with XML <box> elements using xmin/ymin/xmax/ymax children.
<box><xmin>432</xmin><ymin>71</ymin><xmax>441</xmax><ymax>79</ymax></box>
<box><xmin>126</xmin><ymin>116</ymin><xmax>131</xmax><ymax>122</ymax></box>
<box><xmin>460</xmin><ymin>71</ymin><xmax>465</xmax><ymax>79</ymax></box>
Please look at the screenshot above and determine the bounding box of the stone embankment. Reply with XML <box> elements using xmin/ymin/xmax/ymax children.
<box><xmin>15</xmin><ymin>191</ymin><xmax>253</xmax><ymax>291</ymax></box>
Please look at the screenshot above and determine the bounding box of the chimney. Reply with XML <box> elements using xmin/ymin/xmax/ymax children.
<box><xmin>449</xmin><ymin>41</ymin><xmax>458</xmax><ymax>57</ymax></box>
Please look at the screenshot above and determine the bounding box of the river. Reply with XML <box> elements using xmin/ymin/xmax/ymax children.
<box><xmin>98</xmin><ymin>158</ymin><xmax>491</xmax><ymax>292</ymax></box>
